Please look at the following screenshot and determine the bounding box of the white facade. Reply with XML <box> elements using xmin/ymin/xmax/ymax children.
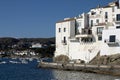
<box><xmin>55</xmin><ymin>1</ymin><xmax>120</xmax><ymax>63</ymax></box>
<box><xmin>55</xmin><ymin>18</ymin><xmax>75</xmax><ymax>57</ymax></box>
<box><xmin>31</xmin><ymin>43</ymin><xmax>42</xmax><ymax>48</ymax></box>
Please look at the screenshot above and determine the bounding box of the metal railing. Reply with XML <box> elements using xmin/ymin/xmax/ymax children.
<box><xmin>104</xmin><ymin>39</ymin><xmax>120</xmax><ymax>46</ymax></box>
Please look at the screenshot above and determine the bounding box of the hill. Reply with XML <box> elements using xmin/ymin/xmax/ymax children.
<box><xmin>0</xmin><ymin>37</ymin><xmax>55</xmax><ymax>50</ymax></box>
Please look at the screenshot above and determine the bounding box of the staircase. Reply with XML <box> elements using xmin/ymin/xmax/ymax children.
<box><xmin>83</xmin><ymin>43</ymin><xmax>100</xmax><ymax>62</ymax></box>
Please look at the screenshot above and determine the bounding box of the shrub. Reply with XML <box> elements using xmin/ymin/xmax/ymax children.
<box><xmin>53</xmin><ymin>55</ymin><xmax>69</xmax><ymax>63</ymax></box>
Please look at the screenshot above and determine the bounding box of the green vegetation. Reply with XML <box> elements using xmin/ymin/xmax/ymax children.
<box><xmin>0</xmin><ymin>37</ymin><xmax>55</xmax><ymax>58</ymax></box>
<box><xmin>31</xmin><ymin>46</ymin><xmax>55</xmax><ymax>58</ymax></box>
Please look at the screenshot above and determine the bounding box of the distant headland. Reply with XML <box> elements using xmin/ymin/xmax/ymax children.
<box><xmin>0</xmin><ymin>37</ymin><xmax>55</xmax><ymax>58</ymax></box>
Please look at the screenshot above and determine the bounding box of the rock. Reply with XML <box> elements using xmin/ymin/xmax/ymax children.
<box><xmin>89</xmin><ymin>53</ymin><xmax>120</xmax><ymax>65</ymax></box>
<box><xmin>53</xmin><ymin>55</ymin><xmax>69</xmax><ymax>63</ymax></box>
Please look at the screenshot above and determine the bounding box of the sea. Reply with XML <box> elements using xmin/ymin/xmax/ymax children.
<box><xmin>0</xmin><ymin>58</ymin><xmax>120</xmax><ymax>80</ymax></box>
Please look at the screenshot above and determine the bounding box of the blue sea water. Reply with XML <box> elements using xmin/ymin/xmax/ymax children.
<box><xmin>0</xmin><ymin>58</ymin><xmax>120</xmax><ymax>80</ymax></box>
<box><xmin>0</xmin><ymin>58</ymin><xmax>54</xmax><ymax>80</ymax></box>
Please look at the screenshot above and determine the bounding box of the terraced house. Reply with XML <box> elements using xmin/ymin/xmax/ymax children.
<box><xmin>55</xmin><ymin>0</ymin><xmax>120</xmax><ymax>63</ymax></box>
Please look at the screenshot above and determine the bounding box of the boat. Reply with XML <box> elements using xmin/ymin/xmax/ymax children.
<box><xmin>0</xmin><ymin>61</ymin><xmax>6</xmax><ymax>64</ymax></box>
<box><xmin>9</xmin><ymin>61</ymin><xmax>20</xmax><ymax>64</ymax></box>
<box><xmin>21</xmin><ymin>59</ymin><xmax>28</xmax><ymax>64</ymax></box>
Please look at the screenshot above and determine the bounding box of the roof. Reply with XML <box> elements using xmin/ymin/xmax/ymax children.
<box><xmin>56</xmin><ymin>18</ymin><xmax>75</xmax><ymax>23</ymax></box>
<box><xmin>91</xmin><ymin>1</ymin><xmax>119</xmax><ymax>9</ymax></box>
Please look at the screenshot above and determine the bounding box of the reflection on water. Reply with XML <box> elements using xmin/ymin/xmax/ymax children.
<box><xmin>0</xmin><ymin>58</ymin><xmax>120</xmax><ymax>80</ymax></box>
<box><xmin>52</xmin><ymin>70</ymin><xmax>120</xmax><ymax>80</ymax></box>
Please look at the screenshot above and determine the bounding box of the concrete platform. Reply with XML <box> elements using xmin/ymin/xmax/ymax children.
<box><xmin>38</xmin><ymin>62</ymin><xmax>120</xmax><ymax>76</ymax></box>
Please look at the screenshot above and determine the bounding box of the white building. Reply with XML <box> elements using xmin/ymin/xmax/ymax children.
<box><xmin>31</xmin><ymin>43</ymin><xmax>42</xmax><ymax>48</ymax></box>
<box><xmin>14</xmin><ymin>50</ymin><xmax>36</xmax><ymax>56</ymax></box>
<box><xmin>55</xmin><ymin>0</ymin><xmax>120</xmax><ymax>63</ymax></box>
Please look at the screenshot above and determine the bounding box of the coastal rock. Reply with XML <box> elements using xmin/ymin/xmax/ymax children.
<box><xmin>53</xmin><ymin>55</ymin><xmax>69</xmax><ymax>63</ymax></box>
<box><xmin>89</xmin><ymin>53</ymin><xmax>120</xmax><ymax>65</ymax></box>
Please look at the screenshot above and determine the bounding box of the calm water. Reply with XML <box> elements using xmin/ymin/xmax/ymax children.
<box><xmin>0</xmin><ymin>58</ymin><xmax>120</xmax><ymax>80</ymax></box>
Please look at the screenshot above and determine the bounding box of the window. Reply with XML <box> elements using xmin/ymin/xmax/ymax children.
<box><xmin>91</xmin><ymin>11</ymin><xmax>96</xmax><ymax>15</ymax></box>
<box><xmin>58</xmin><ymin>28</ymin><xmax>61</xmax><ymax>32</ymax></box>
<box><xmin>96</xmin><ymin>19</ymin><xmax>99</xmax><ymax>23</ymax></box>
<box><xmin>64</xmin><ymin>28</ymin><xmax>66</xmax><ymax>32</ymax></box>
<box><xmin>98</xmin><ymin>36</ymin><xmax>102</xmax><ymax>41</ymax></box>
<box><xmin>116</xmin><ymin>14</ymin><xmax>120</xmax><ymax>21</ymax></box>
<box><xmin>112</xmin><ymin>7</ymin><xmax>114</xmax><ymax>12</ymax></box>
<box><xmin>109</xmin><ymin>35</ymin><xmax>116</xmax><ymax>42</ymax></box>
<box><xmin>105</xmin><ymin>12</ymin><xmax>108</xmax><ymax>19</ymax></box>
<box><xmin>105</xmin><ymin>20</ymin><xmax>108</xmax><ymax>22</ymax></box>
<box><xmin>76</xmin><ymin>22</ymin><xmax>81</xmax><ymax>27</ymax></box>
<box><xmin>116</xmin><ymin>26</ymin><xmax>120</xmax><ymax>29</ymax></box>
<box><xmin>97</xmin><ymin>27</ymin><xmax>103</xmax><ymax>34</ymax></box>
<box><xmin>91</xmin><ymin>20</ymin><xmax>93</xmax><ymax>27</ymax></box>
<box><xmin>63</xmin><ymin>37</ymin><xmax>66</xmax><ymax>43</ymax></box>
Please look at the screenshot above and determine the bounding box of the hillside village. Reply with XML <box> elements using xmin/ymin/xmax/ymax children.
<box><xmin>0</xmin><ymin>37</ymin><xmax>55</xmax><ymax>58</ymax></box>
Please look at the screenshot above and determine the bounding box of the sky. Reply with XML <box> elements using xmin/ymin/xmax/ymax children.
<box><xmin>0</xmin><ymin>0</ymin><xmax>113</xmax><ymax>38</ymax></box>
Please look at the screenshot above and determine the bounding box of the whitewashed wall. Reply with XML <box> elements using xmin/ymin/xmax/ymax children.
<box><xmin>101</xmin><ymin>29</ymin><xmax>120</xmax><ymax>55</ymax></box>
<box><xmin>55</xmin><ymin>1</ymin><xmax>120</xmax><ymax>62</ymax></box>
<box><xmin>55</xmin><ymin>20</ymin><xmax>75</xmax><ymax>57</ymax></box>
<box><xmin>69</xmin><ymin>42</ymin><xmax>100</xmax><ymax>62</ymax></box>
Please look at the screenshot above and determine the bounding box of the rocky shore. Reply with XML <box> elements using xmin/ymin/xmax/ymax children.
<box><xmin>89</xmin><ymin>53</ymin><xmax>120</xmax><ymax>65</ymax></box>
<box><xmin>38</xmin><ymin>54</ymin><xmax>120</xmax><ymax>76</ymax></box>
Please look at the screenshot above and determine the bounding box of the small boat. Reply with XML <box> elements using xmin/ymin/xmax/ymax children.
<box><xmin>21</xmin><ymin>59</ymin><xmax>28</xmax><ymax>64</ymax></box>
<box><xmin>28</xmin><ymin>58</ymin><xmax>33</xmax><ymax>62</ymax></box>
<box><xmin>0</xmin><ymin>61</ymin><xmax>6</xmax><ymax>64</ymax></box>
<box><xmin>9</xmin><ymin>61</ymin><xmax>20</xmax><ymax>64</ymax></box>
<box><xmin>37</xmin><ymin>60</ymin><xmax>41</xmax><ymax>62</ymax></box>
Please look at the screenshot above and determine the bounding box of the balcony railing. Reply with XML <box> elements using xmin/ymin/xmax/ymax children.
<box><xmin>89</xmin><ymin>14</ymin><xmax>101</xmax><ymax>18</ymax></box>
<box><xmin>104</xmin><ymin>39</ymin><xmax>120</xmax><ymax>47</ymax></box>
<box><xmin>115</xmin><ymin>20</ymin><xmax>120</xmax><ymax>24</ymax></box>
<box><xmin>78</xmin><ymin>28</ymin><xmax>92</xmax><ymax>35</ymax></box>
<box><xmin>76</xmin><ymin>29</ymin><xmax>93</xmax><ymax>38</ymax></box>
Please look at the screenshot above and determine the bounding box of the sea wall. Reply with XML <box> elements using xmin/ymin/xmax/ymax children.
<box><xmin>38</xmin><ymin>62</ymin><xmax>120</xmax><ymax>76</ymax></box>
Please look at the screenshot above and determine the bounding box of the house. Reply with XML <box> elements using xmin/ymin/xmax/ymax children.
<box><xmin>55</xmin><ymin>0</ymin><xmax>120</xmax><ymax>63</ymax></box>
<box><xmin>31</xmin><ymin>43</ymin><xmax>42</xmax><ymax>48</ymax></box>
<box><xmin>14</xmin><ymin>50</ymin><xmax>36</xmax><ymax>56</ymax></box>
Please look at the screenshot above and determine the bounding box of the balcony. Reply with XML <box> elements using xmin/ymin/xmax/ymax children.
<box><xmin>104</xmin><ymin>39</ymin><xmax>120</xmax><ymax>47</ymax></box>
<box><xmin>115</xmin><ymin>20</ymin><xmax>120</xmax><ymax>24</ymax></box>
<box><xmin>76</xmin><ymin>29</ymin><xmax>92</xmax><ymax>38</ymax></box>
<box><xmin>76</xmin><ymin>34</ymin><xmax>92</xmax><ymax>38</ymax></box>
<box><xmin>89</xmin><ymin>14</ymin><xmax>101</xmax><ymax>18</ymax></box>
<box><xmin>70</xmin><ymin>39</ymin><xmax>79</xmax><ymax>42</ymax></box>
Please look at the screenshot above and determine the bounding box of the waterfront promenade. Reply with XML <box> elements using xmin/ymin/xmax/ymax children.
<box><xmin>38</xmin><ymin>61</ymin><xmax>120</xmax><ymax>76</ymax></box>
